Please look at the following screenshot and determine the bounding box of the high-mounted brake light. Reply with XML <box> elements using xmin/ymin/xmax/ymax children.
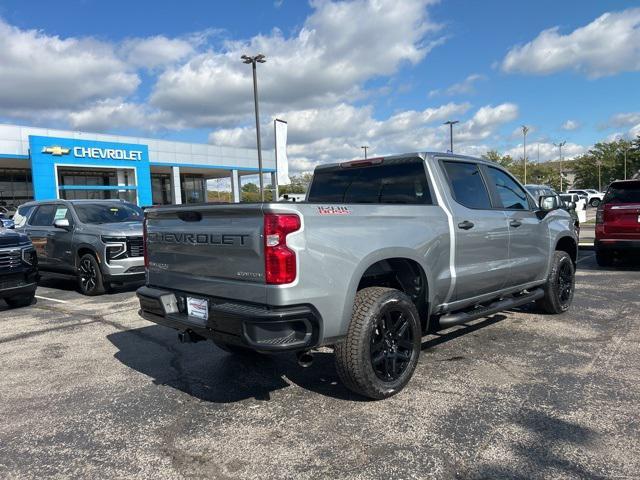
<box><xmin>264</xmin><ymin>213</ymin><xmax>301</xmax><ymax>284</ymax></box>
<box><xmin>339</xmin><ymin>158</ymin><xmax>384</xmax><ymax>168</ymax></box>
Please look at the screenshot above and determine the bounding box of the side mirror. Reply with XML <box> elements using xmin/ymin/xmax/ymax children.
<box><xmin>53</xmin><ymin>218</ymin><xmax>71</xmax><ymax>230</ymax></box>
<box><xmin>539</xmin><ymin>195</ymin><xmax>559</xmax><ymax>212</ymax></box>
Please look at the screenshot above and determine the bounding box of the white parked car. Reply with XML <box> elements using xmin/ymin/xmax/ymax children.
<box><xmin>567</xmin><ymin>189</ymin><xmax>603</xmax><ymax>207</ymax></box>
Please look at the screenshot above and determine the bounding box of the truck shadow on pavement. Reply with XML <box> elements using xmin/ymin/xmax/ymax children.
<box><xmin>38</xmin><ymin>273</ymin><xmax>143</xmax><ymax>294</ymax></box>
<box><xmin>107</xmin><ymin>314</ymin><xmax>508</xmax><ymax>403</ymax></box>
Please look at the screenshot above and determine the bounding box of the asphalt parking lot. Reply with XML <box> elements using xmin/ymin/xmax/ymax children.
<box><xmin>1</xmin><ymin>250</ymin><xmax>639</xmax><ymax>479</ymax></box>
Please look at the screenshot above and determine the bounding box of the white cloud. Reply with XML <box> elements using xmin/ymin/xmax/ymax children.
<box><xmin>150</xmin><ymin>0</ymin><xmax>444</xmax><ymax>126</ymax></box>
<box><xmin>0</xmin><ymin>18</ymin><xmax>139</xmax><ymax>113</ymax></box>
<box><xmin>561</xmin><ymin>120</ymin><xmax>580</xmax><ymax>131</ymax></box>
<box><xmin>605</xmin><ymin>112</ymin><xmax>640</xmax><ymax>140</ymax></box>
<box><xmin>428</xmin><ymin>73</ymin><xmax>486</xmax><ymax>97</ymax></box>
<box><xmin>504</xmin><ymin>142</ymin><xmax>587</xmax><ymax>162</ymax></box>
<box><xmin>120</xmin><ymin>36</ymin><xmax>195</xmax><ymax>69</ymax></box>
<box><xmin>210</xmin><ymin>102</ymin><xmax>516</xmax><ymax>174</ymax></box>
<box><xmin>456</xmin><ymin>103</ymin><xmax>519</xmax><ymax>141</ymax></box>
<box><xmin>501</xmin><ymin>8</ymin><xmax>640</xmax><ymax>77</ymax></box>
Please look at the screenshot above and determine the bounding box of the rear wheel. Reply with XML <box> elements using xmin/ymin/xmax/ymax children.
<box><xmin>590</xmin><ymin>198</ymin><xmax>601</xmax><ymax>207</ymax></box>
<box><xmin>595</xmin><ymin>248</ymin><xmax>613</xmax><ymax>267</ymax></box>
<box><xmin>5</xmin><ymin>293</ymin><xmax>35</xmax><ymax>308</ymax></box>
<box><xmin>335</xmin><ymin>287</ymin><xmax>421</xmax><ymax>400</ymax></box>
<box><xmin>77</xmin><ymin>253</ymin><xmax>106</xmax><ymax>296</ymax></box>
<box><xmin>536</xmin><ymin>251</ymin><xmax>575</xmax><ymax>314</ymax></box>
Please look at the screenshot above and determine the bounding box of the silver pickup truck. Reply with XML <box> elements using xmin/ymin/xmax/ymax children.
<box><xmin>137</xmin><ymin>153</ymin><xmax>578</xmax><ymax>399</ymax></box>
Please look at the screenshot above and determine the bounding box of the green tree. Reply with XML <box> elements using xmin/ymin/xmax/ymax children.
<box><xmin>572</xmin><ymin>138</ymin><xmax>640</xmax><ymax>190</ymax></box>
<box><xmin>279</xmin><ymin>173</ymin><xmax>314</xmax><ymax>195</ymax></box>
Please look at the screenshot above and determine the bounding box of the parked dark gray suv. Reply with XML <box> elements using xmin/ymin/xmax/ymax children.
<box><xmin>15</xmin><ymin>200</ymin><xmax>144</xmax><ymax>295</ymax></box>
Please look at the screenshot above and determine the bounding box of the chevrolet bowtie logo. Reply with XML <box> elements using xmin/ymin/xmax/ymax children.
<box><xmin>42</xmin><ymin>146</ymin><xmax>70</xmax><ymax>156</ymax></box>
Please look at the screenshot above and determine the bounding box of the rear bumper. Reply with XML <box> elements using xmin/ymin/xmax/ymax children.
<box><xmin>136</xmin><ymin>286</ymin><xmax>321</xmax><ymax>352</ymax></box>
<box><xmin>595</xmin><ymin>239</ymin><xmax>640</xmax><ymax>251</ymax></box>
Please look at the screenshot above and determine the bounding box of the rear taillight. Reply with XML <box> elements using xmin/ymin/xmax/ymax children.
<box><xmin>595</xmin><ymin>208</ymin><xmax>604</xmax><ymax>224</ymax></box>
<box><xmin>264</xmin><ymin>213</ymin><xmax>301</xmax><ymax>284</ymax></box>
<box><xmin>143</xmin><ymin>217</ymin><xmax>149</xmax><ymax>269</ymax></box>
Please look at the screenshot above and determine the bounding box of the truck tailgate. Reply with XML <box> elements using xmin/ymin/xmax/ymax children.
<box><xmin>145</xmin><ymin>204</ymin><xmax>267</xmax><ymax>303</ymax></box>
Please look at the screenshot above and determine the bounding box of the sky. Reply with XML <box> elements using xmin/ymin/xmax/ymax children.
<box><xmin>0</xmin><ymin>0</ymin><xmax>638</xmax><ymax>174</ymax></box>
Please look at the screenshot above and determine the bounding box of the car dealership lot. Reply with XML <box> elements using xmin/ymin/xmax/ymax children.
<box><xmin>1</xmin><ymin>253</ymin><xmax>639</xmax><ymax>479</ymax></box>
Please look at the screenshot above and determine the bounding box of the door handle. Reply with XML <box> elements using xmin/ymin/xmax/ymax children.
<box><xmin>457</xmin><ymin>220</ymin><xmax>474</xmax><ymax>230</ymax></box>
<box><xmin>510</xmin><ymin>220</ymin><xmax>522</xmax><ymax>228</ymax></box>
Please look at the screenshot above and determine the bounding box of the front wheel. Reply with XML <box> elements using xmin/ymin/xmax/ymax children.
<box><xmin>77</xmin><ymin>253</ymin><xmax>106</xmax><ymax>296</ymax></box>
<box><xmin>536</xmin><ymin>251</ymin><xmax>575</xmax><ymax>314</ymax></box>
<box><xmin>5</xmin><ymin>293</ymin><xmax>35</xmax><ymax>308</ymax></box>
<box><xmin>590</xmin><ymin>198</ymin><xmax>601</xmax><ymax>207</ymax></box>
<box><xmin>334</xmin><ymin>287</ymin><xmax>421</xmax><ymax>400</ymax></box>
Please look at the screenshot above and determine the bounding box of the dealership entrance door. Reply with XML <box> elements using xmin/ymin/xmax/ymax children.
<box><xmin>56</xmin><ymin>166</ymin><xmax>138</xmax><ymax>204</ymax></box>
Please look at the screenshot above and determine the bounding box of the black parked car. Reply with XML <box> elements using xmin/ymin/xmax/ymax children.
<box><xmin>0</xmin><ymin>229</ymin><xmax>38</xmax><ymax>308</ymax></box>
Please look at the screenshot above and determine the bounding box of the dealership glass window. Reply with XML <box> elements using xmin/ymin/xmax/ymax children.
<box><xmin>151</xmin><ymin>173</ymin><xmax>173</xmax><ymax>205</ymax></box>
<box><xmin>0</xmin><ymin>168</ymin><xmax>33</xmax><ymax>208</ymax></box>
<box><xmin>181</xmin><ymin>174</ymin><xmax>206</xmax><ymax>204</ymax></box>
<box><xmin>59</xmin><ymin>189</ymin><xmax>137</xmax><ymax>203</ymax></box>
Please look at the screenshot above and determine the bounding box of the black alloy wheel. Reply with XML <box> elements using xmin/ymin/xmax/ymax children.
<box><xmin>370</xmin><ymin>308</ymin><xmax>415</xmax><ymax>382</ymax></box>
<box><xmin>557</xmin><ymin>259</ymin><xmax>574</xmax><ymax>307</ymax></box>
<box><xmin>78</xmin><ymin>253</ymin><xmax>105</xmax><ymax>295</ymax></box>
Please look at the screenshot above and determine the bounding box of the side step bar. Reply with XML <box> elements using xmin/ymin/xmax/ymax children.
<box><xmin>438</xmin><ymin>288</ymin><xmax>544</xmax><ymax>329</ymax></box>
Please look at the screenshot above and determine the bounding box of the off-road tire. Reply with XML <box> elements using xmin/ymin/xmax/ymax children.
<box><xmin>334</xmin><ymin>287</ymin><xmax>421</xmax><ymax>400</ymax></box>
<box><xmin>536</xmin><ymin>251</ymin><xmax>575</xmax><ymax>314</ymax></box>
<box><xmin>5</xmin><ymin>293</ymin><xmax>35</xmax><ymax>308</ymax></box>
<box><xmin>77</xmin><ymin>253</ymin><xmax>106</xmax><ymax>296</ymax></box>
<box><xmin>595</xmin><ymin>248</ymin><xmax>613</xmax><ymax>267</ymax></box>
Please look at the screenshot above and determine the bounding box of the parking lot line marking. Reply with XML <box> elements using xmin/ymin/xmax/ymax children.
<box><xmin>35</xmin><ymin>295</ymin><xmax>68</xmax><ymax>304</ymax></box>
<box><xmin>577</xmin><ymin>254</ymin><xmax>595</xmax><ymax>264</ymax></box>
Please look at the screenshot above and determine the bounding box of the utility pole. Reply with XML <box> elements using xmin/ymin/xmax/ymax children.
<box><xmin>553</xmin><ymin>141</ymin><xmax>566</xmax><ymax>191</ymax></box>
<box><xmin>537</xmin><ymin>143</ymin><xmax>540</xmax><ymax>164</ymax></box>
<box><xmin>596</xmin><ymin>160</ymin><xmax>603</xmax><ymax>191</ymax></box>
<box><xmin>443</xmin><ymin>120</ymin><xmax>459</xmax><ymax>153</ymax></box>
<box><xmin>522</xmin><ymin>125</ymin><xmax>529</xmax><ymax>184</ymax></box>
<box><xmin>241</xmin><ymin>53</ymin><xmax>266</xmax><ymax>201</ymax></box>
<box><xmin>361</xmin><ymin>146</ymin><xmax>369</xmax><ymax>159</ymax></box>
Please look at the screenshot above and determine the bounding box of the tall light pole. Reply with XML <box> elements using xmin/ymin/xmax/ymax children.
<box><xmin>361</xmin><ymin>145</ymin><xmax>369</xmax><ymax>159</ymax></box>
<box><xmin>443</xmin><ymin>120</ymin><xmax>459</xmax><ymax>153</ymax></box>
<box><xmin>241</xmin><ymin>53</ymin><xmax>266</xmax><ymax>201</ymax></box>
<box><xmin>522</xmin><ymin>125</ymin><xmax>529</xmax><ymax>184</ymax></box>
<box><xmin>553</xmin><ymin>141</ymin><xmax>566</xmax><ymax>191</ymax></box>
<box><xmin>596</xmin><ymin>160</ymin><xmax>603</xmax><ymax>191</ymax></box>
<box><xmin>621</xmin><ymin>144</ymin><xmax>631</xmax><ymax>180</ymax></box>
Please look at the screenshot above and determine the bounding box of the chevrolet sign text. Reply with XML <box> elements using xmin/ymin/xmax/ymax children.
<box><xmin>73</xmin><ymin>147</ymin><xmax>143</xmax><ymax>161</ymax></box>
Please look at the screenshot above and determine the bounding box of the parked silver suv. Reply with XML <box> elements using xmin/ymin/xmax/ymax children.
<box><xmin>16</xmin><ymin>199</ymin><xmax>144</xmax><ymax>295</ymax></box>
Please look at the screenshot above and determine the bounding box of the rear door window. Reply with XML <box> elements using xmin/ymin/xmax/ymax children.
<box><xmin>13</xmin><ymin>205</ymin><xmax>35</xmax><ymax>228</ymax></box>
<box><xmin>442</xmin><ymin>161</ymin><xmax>492</xmax><ymax>209</ymax></box>
<box><xmin>29</xmin><ymin>204</ymin><xmax>56</xmax><ymax>226</ymax></box>
<box><xmin>307</xmin><ymin>158</ymin><xmax>433</xmax><ymax>204</ymax></box>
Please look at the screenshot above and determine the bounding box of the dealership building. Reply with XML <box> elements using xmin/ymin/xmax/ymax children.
<box><xmin>0</xmin><ymin>123</ymin><xmax>278</xmax><ymax>208</ymax></box>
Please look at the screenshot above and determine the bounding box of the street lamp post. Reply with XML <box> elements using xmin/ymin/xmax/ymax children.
<box><xmin>522</xmin><ymin>125</ymin><xmax>529</xmax><ymax>184</ymax></box>
<box><xmin>596</xmin><ymin>160</ymin><xmax>603</xmax><ymax>191</ymax></box>
<box><xmin>241</xmin><ymin>53</ymin><xmax>266</xmax><ymax>201</ymax></box>
<box><xmin>443</xmin><ymin>120</ymin><xmax>459</xmax><ymax>153</ymax></box>
<box><xmin>361</xmin><ymin>145</ymin><xmax>369</xmax><ymax>159</ymax></box>
<box><xmin>553</xmin><ymin>141</ymin><xmax>566</xmax><ymax>191</ymax></box>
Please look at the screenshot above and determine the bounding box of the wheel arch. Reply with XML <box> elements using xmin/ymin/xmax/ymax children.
<box><xmin>555</xmin><ymin>235</ymin><xmax>577</xmax><ymax>265</ymax></box>
<box><xmin>340</xmin><ymin>248</ymin><xmax>434</xmax><ymax>335</ymax></box>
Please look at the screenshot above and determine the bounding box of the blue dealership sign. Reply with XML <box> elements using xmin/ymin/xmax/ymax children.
<box><xmin>29</xmin><ymin>135</ymin><xmax>152</xmax><ymax>205</ymax></box>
